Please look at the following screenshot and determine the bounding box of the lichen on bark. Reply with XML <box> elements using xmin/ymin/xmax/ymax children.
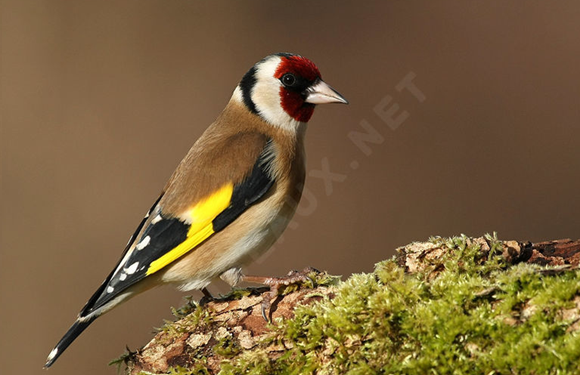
<box><xmin>117</xmin><ymin>234</ymin><xmax>580</xmax><ymax>374</ymax></box>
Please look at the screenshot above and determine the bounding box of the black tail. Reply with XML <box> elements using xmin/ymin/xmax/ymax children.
<box><xmin>44</xmin><ymin>316</ymin><xmax>97</xmax><ymax>369</ymax></box>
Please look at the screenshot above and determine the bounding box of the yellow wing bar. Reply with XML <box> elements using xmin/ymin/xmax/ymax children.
<box><xmin>146</xmin><ymin>183</ymin><xmax>234</xmax><ymax>276</ymax></box>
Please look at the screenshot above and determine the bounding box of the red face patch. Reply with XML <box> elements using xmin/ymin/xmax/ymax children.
<box><xmin>274</xmin><ymin>55</ymin><xmax>321</xmax><ymax>123</ymax></box>
<box><xmin>274</xmin><ymin>55</ymin><xmax>321</xmax><ymax>82</ymax></box>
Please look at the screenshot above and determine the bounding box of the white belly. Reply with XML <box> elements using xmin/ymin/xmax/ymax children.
<box><xmin>163</xmin><ymin>198</ymin><xmax>296</xmax><ymax>291</ymax></box>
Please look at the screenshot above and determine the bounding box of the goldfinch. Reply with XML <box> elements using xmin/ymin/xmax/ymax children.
<box><xmin>44</xmin><ymin>52</ymin><xmax>347</xmax><ymax>368</ymax></box>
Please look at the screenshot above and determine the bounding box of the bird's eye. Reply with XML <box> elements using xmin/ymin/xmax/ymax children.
<box><xmin>281</xmin><ymin>73</ymin><xmax>296</xmax><ymax>87</ymax></box>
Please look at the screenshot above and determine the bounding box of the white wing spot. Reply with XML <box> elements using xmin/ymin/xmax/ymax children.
<box><xmin>125</xmin><ymin>262</ymin><xmax>139</xmax><ymax>275</ymax></box>
<box><xmin>136</xmin><ymin>236</ymin><xmax>151</xmax><ymax>250</ymax></box>
<box><xmin>107</xmin><ymin>286</ymin><xmax>115</xmax><ymax>293</ymax></box>
<box><xmin>151</xmin><ymin>214</ymin><xmax>162</xmax><ymax>224</ymax></box>
<box><xmin>119</xmin><ymin>273</ymin><xmax>127</xmax><ymax>281</ymax></box>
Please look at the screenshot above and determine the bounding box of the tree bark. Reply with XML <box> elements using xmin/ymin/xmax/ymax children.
<box><xmin>122</xmin><ymin>237</ymin><xmax>580</xmax><ymax>374</ymax></box>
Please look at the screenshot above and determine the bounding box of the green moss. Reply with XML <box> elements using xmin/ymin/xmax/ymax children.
<box><xmin>127</xmin><ymin>235</ymin><xmax>580</xmax><ymax>374</ymax></box>
<box><xmin>213</xmin><ymin>336</ymin><xmax>242</xmax><ymax>358</ymax></box>
<box><xmin>109</xmin><ymin>349</ymin><xmax>134</xmax><ymax>373</ymax></box>
<box><xmin>133</xmin><ymin>365</ymin><xmax>211</xmax><ymax>375</ymax></box>
<box><xmin>220</xmin><ymin>235</ymin><xmax>580</xmax><ymax>374</ymax></box>
<box><xmin>166</xmin><ymin>365</ymin><xmax>212</xmax><ymax>375</ymax></box>
<box><xmin>156</xmin><ymin>304</ymin><xmax>209</xmax><ymax>343</ymax></box>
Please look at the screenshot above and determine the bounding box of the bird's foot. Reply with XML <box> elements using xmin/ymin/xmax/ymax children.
<box><xmin>243</xmin><ymin>267</ymin><xmax>321</xmax><ymax>321</ymax></box>
<box><xmin>199</xmin><ymin>287</ymin><xmax>215</xmax><ymax>306</ymax></box>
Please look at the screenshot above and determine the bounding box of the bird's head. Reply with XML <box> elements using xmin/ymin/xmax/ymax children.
<box><xmin>234</xmin><ymin>53</ymin><xmax>348</xmax><ymax>130</ymax></box>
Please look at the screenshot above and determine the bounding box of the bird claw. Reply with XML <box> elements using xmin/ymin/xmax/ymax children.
<box><xmin>257</xmin><ymin>267</ymin><xmax>321</xmax><ymax>321</ymax></box>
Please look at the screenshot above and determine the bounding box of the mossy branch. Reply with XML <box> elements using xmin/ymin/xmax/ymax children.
<box><xmin>118</xmin><ymin>235</ymin><xmax>580</xmax><ymax>375</ymax></box>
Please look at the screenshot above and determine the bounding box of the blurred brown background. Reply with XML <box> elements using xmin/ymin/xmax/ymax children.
<box><xmin>2</xmin><ymin>1</ymin><xmax>580</xmax><ymax>374</ymax></box>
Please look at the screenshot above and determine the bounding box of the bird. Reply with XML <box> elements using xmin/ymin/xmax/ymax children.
<box><xmin>44</xmin><ymin>52</ymin><xmax>348</xmax><ymax>368</ymax></box>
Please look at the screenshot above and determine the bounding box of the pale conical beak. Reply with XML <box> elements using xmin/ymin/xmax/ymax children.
<box><xmin>304</xmin><ymin>80</ymin><xmax>349</xmax><ymax>105</ymax></box>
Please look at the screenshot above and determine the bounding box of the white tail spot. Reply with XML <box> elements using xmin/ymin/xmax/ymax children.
<box><xmin>47</xmin><ymin>348</ymin><xmax>58</xmax><ymax>361</ymax></box>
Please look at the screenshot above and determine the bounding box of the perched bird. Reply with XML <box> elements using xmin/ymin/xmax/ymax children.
<box><xmin>44</xmin><ymin>52</ymin><xmax>347</xmax><ymax>368</ymax></box>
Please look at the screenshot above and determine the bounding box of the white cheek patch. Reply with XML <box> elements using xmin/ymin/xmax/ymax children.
<box><xmin>231</xmin><ymin>86</ymin><xmax>244</xmax><ymax>104</ymax></box>
<box><xmin>252</xmin><ymin>57</ymin><xmax>302</xmax><ymax>131</ymax></box>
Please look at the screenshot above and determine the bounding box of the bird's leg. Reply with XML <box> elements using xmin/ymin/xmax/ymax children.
<box><xmin>199</xmin><ymin>287</ymin><xmax>214</xmax><ymax>306</ymax></box>
<box><xmin>242</xmin><ymin>267</ymin><xmax>320</xmax><ymax>321</ymax></box>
